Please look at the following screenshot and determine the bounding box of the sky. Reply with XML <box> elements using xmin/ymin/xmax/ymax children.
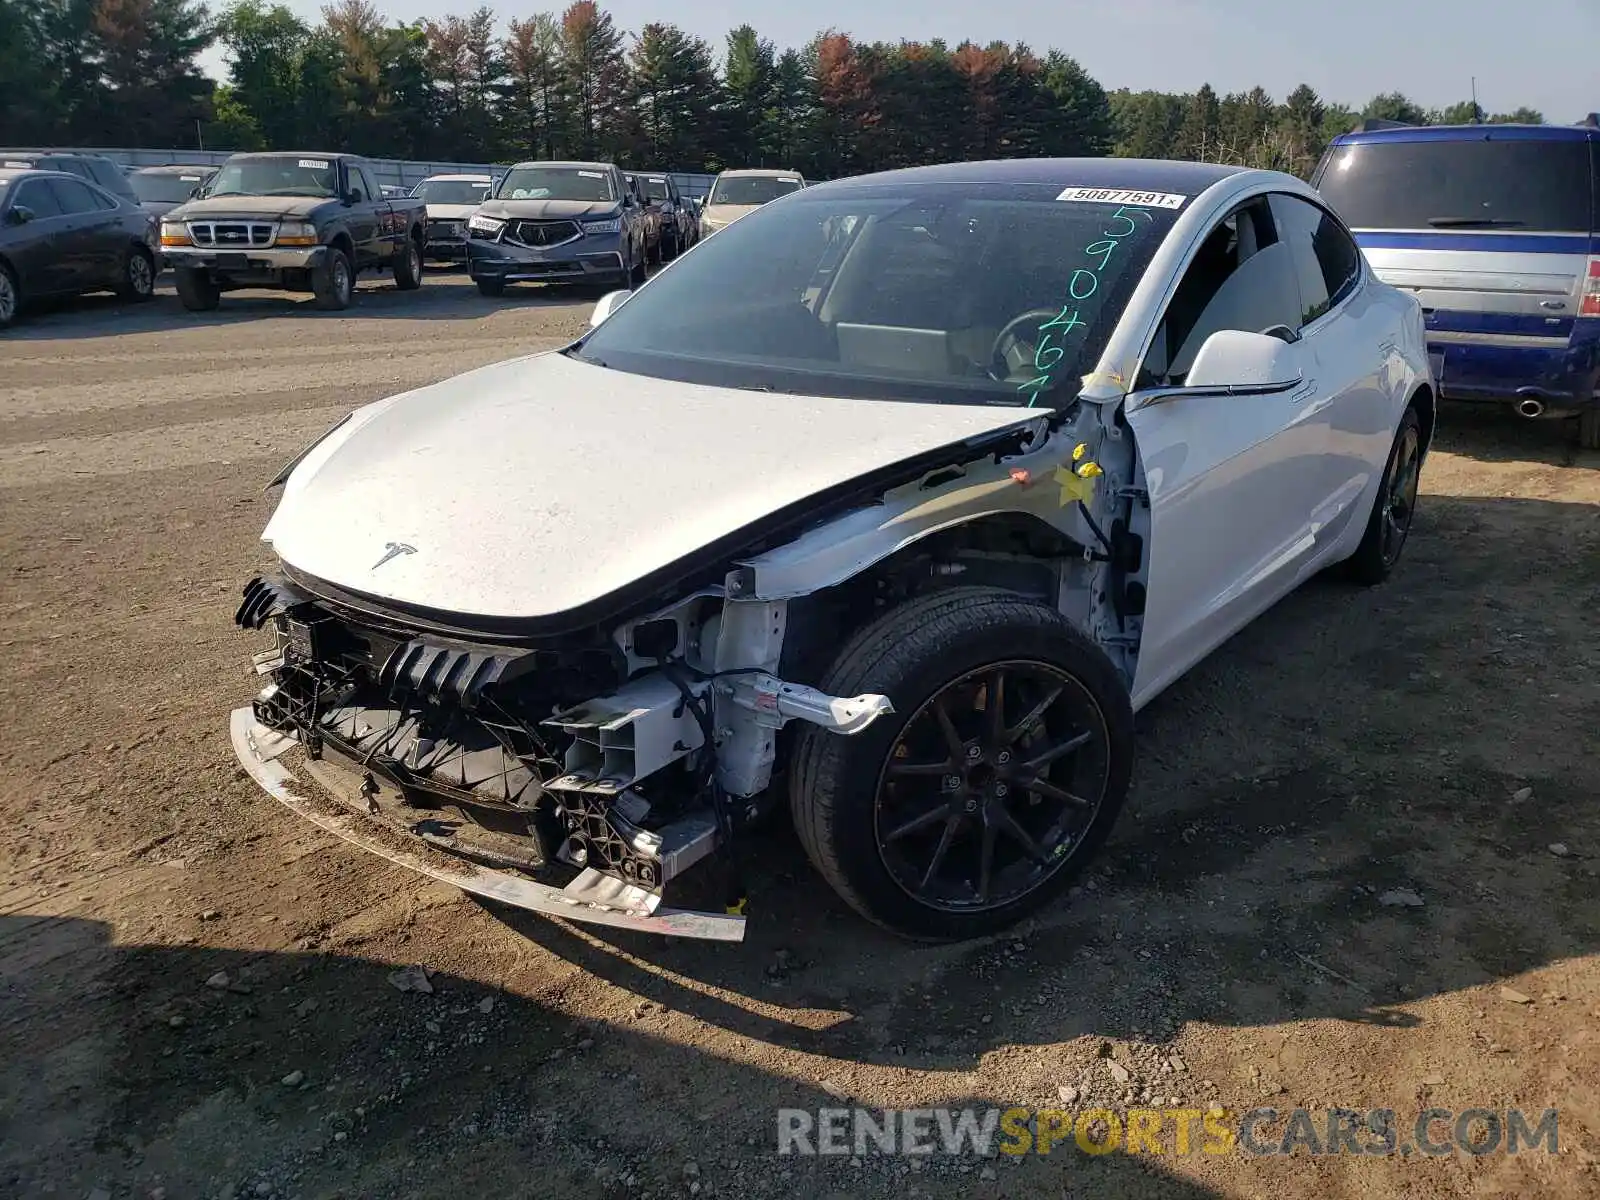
<box><xmin>205</xmin><ymin>0</ymin><xmax>1597</xmax><ymax>124</ymax></box>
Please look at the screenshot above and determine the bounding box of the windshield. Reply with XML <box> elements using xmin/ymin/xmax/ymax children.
<box><xmin>498</xmin><ymin>167</ymin><xmax>614</xmax><ymax>202</ymax></box>
<box><xmin>642</xmin><ymin>177</ymin><xmax>671</xmax><ymax>201</ymax></box>
<box><xmin>1316</xmin><ymin>138</ymin><xmax>1596</xmax><ymax>232</ymax></box>
<box><xmin>207</xmin><ymin>157</ymin><xmax>338</xmax><ymax>198</ymax></box>
<box><xmin>414</xmin><ymin>179</ymin><xmax>491</xmax><ymax>205</ymax></box>
<box><xmin>571</xmin><ymin>182</ymin><xmax>1178</xmax><ymax>407</ymax></box>
<box><xmin>131</xmin><ymin>171</ymin><xmax>209</xmax><ymax>203</ymax></box>
<box><xmin>708</xmin><ymin>176</ymin><xmax>801</xmax><ymax>207</ymax></box>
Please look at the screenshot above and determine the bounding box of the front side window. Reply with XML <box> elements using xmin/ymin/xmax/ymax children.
<box><xmin>498</xmin><ymin>167</ymin><xmax>616</xmax><ymax>203</ymax></box>
<box><xmin>708</xmin><ymin>176</ymin><xmax>802</xmax><ymax>207</ymax></box>
<box><xmin>209</xmin><ymin>157</ymin><xmax>339</xmax><ymax>198</ymax></box>
<box><xmin>1139</xmin><ymin>197</ymin><xmax>1304</xmax><ymax>388</ymax></box>
<box><xmin>12</xmin><ymin>179</ymin><xmax>64</xmax><ymax>218</ymax></box>
<box><xmin>414</xmin><ymin>179</ymin><xmax>491</xmax><ymax>205</ymax></box>
<box><xmin>572</xmin><ymin>182</ymin><xmax>1181</xmax><ymax>408</ymax></box>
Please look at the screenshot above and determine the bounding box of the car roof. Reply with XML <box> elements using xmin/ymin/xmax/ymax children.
<box><xmin>225</xmin><ymin>151</ymin><xmax>347</xmax><ymax>161</ymax></box>
<box><xmin>716</xmin><ymin>168</ymin><xmax>803</xmax><ymax>178</ymax></box>
<box><xmin>812</xmin><ymin>157</ymin><xmax>1246</xmax><ymax>194</ymax></box>
<box><xmin>506</xmin><ymin>160</ymin><xmax>613</xmax><ymax>171</ymax></box>
<box><xmin>0</xmin><ymin>168</ymin><xmax>81</xmax><ymax>186</ymax></box>
<box><xmin>131</xmin><ymin>163</ymin><xmax>215</xmax><ymax>175</ymax></box>
<box><xmin>422</xmin><ymin>173</ymin><xmax>491</xmax><ymax>182</ymax></box>
<box><xmin>1332</xmin><ymin>123</ymin><xmax>1600</xmax><ymax>146</ymax></box>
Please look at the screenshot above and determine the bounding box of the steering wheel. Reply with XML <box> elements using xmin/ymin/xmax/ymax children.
<box><xmin>989</xmin><ymin>309</ymin><xmax>1065</xmax><ymax>382</ymax></box>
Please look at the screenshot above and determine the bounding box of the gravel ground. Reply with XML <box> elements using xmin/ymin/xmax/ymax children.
<box><xmin>2</xmin><ymin>273</ymin><xmax>1599</xmax><ymax>1199</ymax></box>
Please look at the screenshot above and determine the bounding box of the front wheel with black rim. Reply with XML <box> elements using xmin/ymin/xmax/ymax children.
<box><xmin>790</xmin><ymin>587</ymin><xmax>1135</xmax><ymax>941</ymax></box>
<box><xmin>1341</xmin><ymin>404</ymin><xmax>1423</xmax><ymax>585</ymax></box>
<box><xmin>117</xmin><ymin>246</ymin><xmax>156</xmax><ymax>301</ymax></box>
<box><xmin>475</xmin><ymin>275</ymin><xmax>506</xmax><ymax>298</ymax></box>
<box><xmin>312</xmin><ymin>248</ymin><xmax>354</xmax><ymax>311</ymax></box>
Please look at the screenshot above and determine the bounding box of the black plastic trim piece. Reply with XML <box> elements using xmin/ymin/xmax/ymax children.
<box><xmin>235</xmin><ymin>574</ymin><xmax>315</xmax><ymax>630</ymax></box>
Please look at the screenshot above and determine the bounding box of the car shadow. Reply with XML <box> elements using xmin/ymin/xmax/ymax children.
<box><xmin>1432</xmin><ymin>402</ymin><xmax>1597</xmax><ymax>467</ymax></box>
<box><xmin>0</xmin><ymin>914</ymin><xmax>1227</xmax><ymax>1200</ymax></box>
<box><xmin>5</xmin><ymin>273</ymin><xmax>610</xmax><ymax>340</ymax></box>
<box><xmin>479</xmin><ymin>492</ymin><xmax>1599</xmax><ymax>1079</ymax></box>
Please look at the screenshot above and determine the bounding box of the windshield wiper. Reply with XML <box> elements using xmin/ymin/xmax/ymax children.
<box><xmin>1426</xmin><ymin>216</ymin><xmax>1525</xmax><ymax>228</ymax></box>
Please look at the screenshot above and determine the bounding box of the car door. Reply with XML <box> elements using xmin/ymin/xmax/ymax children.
<box><xmin>343</xmin><ymin>164</ymin><xmax>383</xmax><ymax>266</ymax></box>
<box><xmin>5</xmin><ymin>178</ymin><xmax>71</xmax><ymax>294</ymax></box>
<box><xmin>1266</xmin><ymin>192</ymin><xmax>1395</xmax><ymax>550</ymax></box>
<box><xmin>1123</xmin><ymin>195</ymin><xmax>1333</xmax><ymax>706</ymax></box>
<box><xmin>44</xmin><ymin>177</ymin><xmax>116</xmax><ymax>291</ymax></box>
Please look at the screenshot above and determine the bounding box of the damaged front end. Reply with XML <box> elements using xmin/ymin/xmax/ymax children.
<box><xmin>229</xmin><ymin>572</ymin><xmax>891</xmax><ymax>941</ymax></box>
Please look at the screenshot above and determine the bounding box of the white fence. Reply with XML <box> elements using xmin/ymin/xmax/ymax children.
<box><xmin>5</xmin><ymin>146</ymin><xmax>720</xmax><ymax>199</ymax></box>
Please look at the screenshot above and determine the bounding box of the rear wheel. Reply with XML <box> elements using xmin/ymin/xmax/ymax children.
<box><xmin>393</xmin><ymin>237</ymin><xmax>423</xmax><ymax>291</ymax></box>
<box><xmin>0</xmin><ymin>262</ymin><xmax>18</xmax><ymax>328</ymax></box>
<box><xmin>1342</xmin><ymin>404</ymin><xmax>1423</xmax><ymax>584</ymax></box>
<box><xmin>117</xmin><ymin>246</ymin><xmax>156</xmax><ymax>301</ymax></box>
<box><xmin>790</xmin><ymin>587</ymin><xmax>1135</xmax><ymax>941</ymax></box>
<box><xmin>174</xmin><ymin>266</ymin><xmax>220</xmax><ymax>311</ymax></box>
<box><xmin>312</xmin><ymin>248</ymin><xmax>354</xmax><ymax>310</ymax></box>
<box><xmin>1579</xmin><ymin>409</ymin><xmax>1600</xmax><ymax>451</ymax></box>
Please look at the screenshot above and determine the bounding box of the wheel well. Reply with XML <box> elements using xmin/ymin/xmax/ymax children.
<box><xmin>329</xmin><ymin>232</ymin><xmax>354</xmax><ymax>258</ymax></box>
<box><xmin>1411</xmin><ymin>384</ymin><xmax>1436</xmax><ymax>452</ymax></box>
<box><xmin>779</xmin><ymin>512</ymin><xmax>1083</xmax><ymax>685</ymax></box>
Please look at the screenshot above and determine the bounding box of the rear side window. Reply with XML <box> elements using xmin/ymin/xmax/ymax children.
<box><xmin>1316</xmin><ymin>137</ymin><xmax>1596</xmax><ymax>232</ymax></box>
<box><xmin>48</xmin><ymin>177</ymin><xmax>103</xmax><ymax>214</ymax></box>
<box><xmin>1268</xmin><ymin>193</ymin><xmax>1362</xmax><ymax>324</ymax></box>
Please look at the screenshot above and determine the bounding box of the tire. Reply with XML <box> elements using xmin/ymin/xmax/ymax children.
<box><xmin>117</xmin><ymin>246</ymin><xmax>156</xmax><ymax>301</ymax></box>
<box><xmin>1579</xmin><ymin>409</ymin><xmax>1600</xmax><ymax>451</ymax></box>
<box><xmin>393</xmin><ymin>236</ymin><xmax>423</xmax><ymax>291</ymax></box>
<box><xmin>312</xmin><ymin>247</ymin><xmax>354</xmax><ymax>311</ymax></box>
<box><xmin>475</xmin><ymin>276</ymin><xmax>505</xmax><ymax>298</ymax></box>
<box><xmin>789</xmin><ymin>586</ymin><xmax>1135</xmax><ymax>941</ymax></box>
<box><xmin>1342</xmin><ymin>403</ymin><xmax>1423</xmax><ymax>585</ymax></box>
<box><xmin>629</xmin><ymin>252</ymin><xmax>647</xmax><ymax>288</ymax></box>
<box><xmin>662</xmin><ymin>230</ymin><xmax>679</xmax><ymax>262</ymax></box>
<box><xmin>174</xmin><ymin>266</ymin><xmax>220</xmax><ymax>312</ymax></box>
<box><xmin>0</xmin><ymin>261</ymin><xmax>18</xmax><ymax>328</ymax></box>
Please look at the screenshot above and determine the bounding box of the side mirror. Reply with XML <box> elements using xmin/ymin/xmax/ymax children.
<box><xmin>589</xmin><ymin>289</ymin><xmax>633</xmax><ymax>328</ymax></box>
<box><xmin>1183</xmin><ymin>329</ymin><xmax>1303</xmax><ymax>392</ymax></box>
<box><xmin>346</xmin><ymin>188</ymin><xmax>363</xmax><ymax>205</ymax></box>
<box><xmin>622</xmin><ymin>193</ymin><xmax>634</xmax><ymax>208</ymax></box>
<box><xmin>6</xmin><ymin>206</ymin><xmax>34</xmax><ymax>226</ymax></box>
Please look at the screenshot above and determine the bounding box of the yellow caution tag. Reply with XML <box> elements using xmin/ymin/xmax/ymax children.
<box><xmin>1053</xmin><ymin>465</ymin><xmax>1096</xmax><ymax>506</ymax></box>
<box><xmin>725</xmin><ymin>897</ymin><xmax>748</xmax><ymax>916</ymax></box>
<box><xmin>1076</xmin><ymin>461</ymin><xmax>1103</xmax><ymax>479</ymax></box>
<box><xmin>1072</xmin><ymin>442</ymin><xmax>1088</xmax><ymax>461</ymax></box>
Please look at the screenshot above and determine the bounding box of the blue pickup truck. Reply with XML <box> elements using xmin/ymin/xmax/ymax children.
<box><xmin>1314</xmin><ymin>117</ymin><xmax>1600</xmax><ymax>447</ymax></box>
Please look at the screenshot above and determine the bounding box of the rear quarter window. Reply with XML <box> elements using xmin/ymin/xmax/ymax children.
<box><xmin>1315</xmin><ymin>137</ymin><xmax>1596</xmax><ymax>233</ymax></box>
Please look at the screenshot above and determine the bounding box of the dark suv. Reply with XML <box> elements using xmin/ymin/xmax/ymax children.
<box><xmin>1314</xmin><ymin>118</ymin><xmax>1600</xmax><ymax>447</ymax></box>
<box><xmin>466</xmin><ymin>161</ymin><xmax>647</xmax><ymax>295</ymax></box>
<box><xmin>0</xmin><ymin>151</ymin><xmax>140</xmax><ymax>206</ymax></box>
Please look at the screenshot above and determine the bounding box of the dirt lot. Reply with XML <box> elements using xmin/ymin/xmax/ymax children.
<box><xmin>2</xmin><ymin>274</ymin><xmax>1599</xmax><ymax>1200</ymax></box>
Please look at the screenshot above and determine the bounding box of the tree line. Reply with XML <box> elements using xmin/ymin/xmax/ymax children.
<box><xmin>0</xmin><ymin>0</ymin><xmax>1550</xmax><ymax>179</ymax></box>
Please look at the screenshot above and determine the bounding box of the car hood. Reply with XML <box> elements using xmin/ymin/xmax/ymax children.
<box><xmin>263</xmin><ymin>352</ymin><xmax>1038</xmax><ymax>621</ymax></box>
<box><xmin>166</xmin><ymin>195</ymin><xmax>335</xmax><ymax>221</ymax></box>
<box><xmin>701</xmin><ymin>203</ymin><xmax>763</xmax><ymax>227</ymax></box>
<box><xmin>476</xmin><ymin>198</ymin><xmax>620</xmax><ymax>222</ymax></box>
<box><xmin>423</xmin><ymin>203</ymin><xmax>479</xmax><ymax>220</ymax></box>
<box><xmin>141</xmin><ymin>200</ymin><xmax>183</xmax><ymax>218</ymax></box>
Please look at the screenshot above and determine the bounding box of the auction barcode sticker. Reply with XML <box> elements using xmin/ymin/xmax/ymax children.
<box><xmin>1057</xmin><ymin>187</ymin><xmax>1186</xmax><ymax>209</ymax></box>
<box><xmin>298</xmin><ymin>158</ymin><xmax>330</xmax><ymax>169</ymax></box>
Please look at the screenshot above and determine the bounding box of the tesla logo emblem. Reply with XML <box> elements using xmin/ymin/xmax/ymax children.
<box><xmin>371</xmin><ymin>541</ymin><xmax>416</xmax><ymax>570</ymax></box>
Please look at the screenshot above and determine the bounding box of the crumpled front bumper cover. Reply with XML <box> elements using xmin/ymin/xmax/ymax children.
<box><xmin>228</xmin><ymin>706</ymin><xmax>747</xmax><ymax>941</ymax></box>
